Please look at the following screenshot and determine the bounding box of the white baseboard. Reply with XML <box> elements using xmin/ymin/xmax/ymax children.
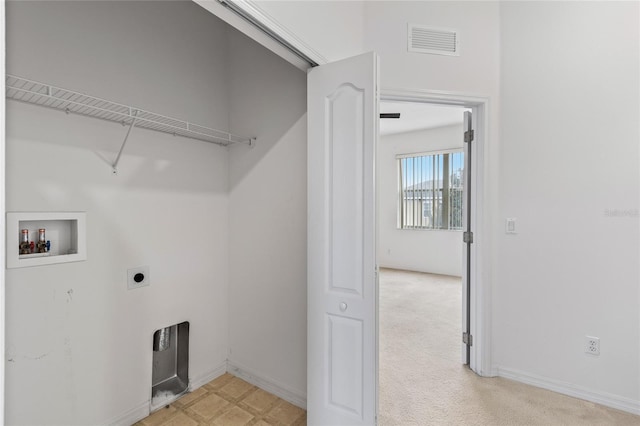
<box><xmin>190</xmin><ymin>361</ymin><xmax>228</xmax><ymax>390</ymax></box>
<box><xmin>105</xmin><ymin>362</ymin><xmax>228</xmax><ymax>426</ymax></box>
<box><xmin>227</xmin><ymin>360</ymin><xmax>307</xmax><ymax>409</ymax></box>
<box><xmin>497</xmin><ymin>366</ymin><xmax>640</xmax><ymax>416</ymax></box>
<box><xmin>106</xmin><ymin>401</ymin><xmax>149</xmax><ymax>426</ymax></box>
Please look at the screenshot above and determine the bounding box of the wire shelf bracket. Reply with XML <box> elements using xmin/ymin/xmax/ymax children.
<box><xmin>112</xmin><ymin>110</ymin><xmax>138</xmax><ymax>174</ymax></box>
<box><xmin>6</xmin><ymin>75</ymin><xmax>256</xmax><ymax>173</ymax></box>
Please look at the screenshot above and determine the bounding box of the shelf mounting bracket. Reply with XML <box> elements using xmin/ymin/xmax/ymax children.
<box><xmin>112</xmin><ymin>110</ymin><xmax>138</xmax><ymax>174</ymax></box>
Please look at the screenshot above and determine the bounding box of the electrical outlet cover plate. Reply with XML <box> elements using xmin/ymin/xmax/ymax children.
<box><xmin>128</xmin><ymin>265</ymin><xmax>150</xmax><ymax>290</ymax></box>
<box><xmin>585</xmin><ymin>336</ymin><xmax>600</xmax><ymax>356</ymax></box>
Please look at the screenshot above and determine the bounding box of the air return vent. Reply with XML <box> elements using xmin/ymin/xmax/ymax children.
<box><xmin>408</xmin><ymin>24</ymin><xmax>459</xmax><ymax>56</ymax></box>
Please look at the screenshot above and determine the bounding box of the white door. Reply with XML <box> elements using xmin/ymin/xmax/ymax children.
<box><xmin>307</xmin><ymin>52</ymin><xmax>379</xmax><ymax>425</ymax></box>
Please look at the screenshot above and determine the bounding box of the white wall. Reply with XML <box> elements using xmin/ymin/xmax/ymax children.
<box><xmin>378</xmin><ymin>124</ymin><xmax>464</xmax><ymax>276</ymax></box>
<box><xmin>7</xmin><ymin>1</ymin><xmax>230</xmax><ymax>130</ymax></box>
<box><xmin>364</xmin><ymin>0</ymin><xmax>500</xmax><ymax>377</ymax></box>
<box><xmin>218</xmin><ymin>0</ymin><xmax>640</xmax><ymax>414</ymax></box>
<box><xmin>364</xmin><ymin>1</ymin><xmax>500</xmax><ymax>96</ymax></box>
<box><xmin>252</xmin><ymin>0</ymin><xmax>366</xmax><ymax>63</ymax></box>
<box><xmin>226</xmin><ymin>29</ymin><xmax>308</xmax><ymax>403</ymax></box>
<box><xmin>364</xmin><ymin>0</ymin><xmax>639</xmax><ymax>413</ymax></box>
<box><xmin>194</xmin><ymin>0</ymin><xmax>365</xmax><ymax>68</ymax></box>
<box><xmin>5</xmin><ymin>2</ymin><xmax>230</xmax><ymax>424</ymax></box>
<box><xmin>6</xmin><ymin>0</ymin><xmax>639</xmax><ymax>421</ymax></box>
<box><xmin>495</xmin><ymin>1</ymin><xmax>640</xmax><ymax>409</ymax></box>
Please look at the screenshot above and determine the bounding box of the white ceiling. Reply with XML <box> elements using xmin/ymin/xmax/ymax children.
<box><xmin>379</xmin><ymin>102</ymin><xmax>467</xmax><ymax>136</ymax></box>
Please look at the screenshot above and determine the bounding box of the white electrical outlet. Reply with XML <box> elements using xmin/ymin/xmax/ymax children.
<box><xmin>127</xmin><ymin>266</ymin><xmax>150</xmax><ymax>290</ymax></box>
<box><xmin>585</xmin><ymin>336</ymin><xmax>600</xmax><ymax>356</ymax></box>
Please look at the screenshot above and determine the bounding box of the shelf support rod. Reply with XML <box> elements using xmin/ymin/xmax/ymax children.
<box><xmin>112</xmin><ymin>110</ymin><xmax>138</xmax><ymax>173</ymax></box>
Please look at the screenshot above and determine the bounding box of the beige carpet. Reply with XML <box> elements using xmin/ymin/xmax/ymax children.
<box><xmin>378</xmin><ymin>268</ymin><xmax>640</xmax><ymax>425</ymax></box>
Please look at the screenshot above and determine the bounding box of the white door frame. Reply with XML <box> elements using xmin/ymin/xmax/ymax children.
<box><xmin>1</xmin><ymin>1</ymin><xmax>7</xmax><ymax>421</ymax></box>
<box><xmin>381</xmin><ymin>88</ymin><xmax>492</xmax><ymax>376</ymax></box>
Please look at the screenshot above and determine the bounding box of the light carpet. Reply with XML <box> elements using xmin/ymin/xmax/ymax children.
<box><xmin>378</xmin><ymin>268</ymin><xmax>639</xmax><ymax>425</ymax></box>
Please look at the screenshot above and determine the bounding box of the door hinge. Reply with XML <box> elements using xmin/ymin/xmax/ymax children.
<box><xmin>463</xmin><ymin>332</ymin><xmax>473</xmax><ymax>346</ymax></box>
<box><xmin>463</xmin><ymin>231</ymin><xmax>474</xmax><ymax>244</ymax></box>
<box><xmin>464</xmin><ymin>129</ymin><xmax>474</xmax><ymax>143</ymax></box>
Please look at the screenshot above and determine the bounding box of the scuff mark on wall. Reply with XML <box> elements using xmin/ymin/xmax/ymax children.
<box><xmin>6</xmin><ymin>352</ymin><xmax>52</xmax><ymax>362</ymax></box>
<box><xmin>24</xmin><ymin>352</ymin><xmax>51</xmax><ymax>361</ymax></box>
<box><xmin>6</xmin><ymin>344</ymin><xmax>17</xmax><ymax>364</ymax></box>
<box><xmin>63</xmin><ymin>336</ymin><xmax>78</xmax><ymax>413</ymax></box>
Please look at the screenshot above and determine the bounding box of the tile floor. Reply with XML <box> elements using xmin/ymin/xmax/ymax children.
<box><xmin>136</xmin><ymin>373</ymin><xmax>306</xmax><ymax>426</ymax></box>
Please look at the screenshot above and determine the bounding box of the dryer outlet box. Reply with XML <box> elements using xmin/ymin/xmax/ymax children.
<box><xmin>128</xmin><ymin>266</ymin><xmax>150</xmax><ymax>290</ymax></box>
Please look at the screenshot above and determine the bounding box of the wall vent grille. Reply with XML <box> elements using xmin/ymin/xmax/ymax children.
<box><xmin>408</xmin><ymin>24</ymin><xmax>459</xmax><ymax>56</ymax></box>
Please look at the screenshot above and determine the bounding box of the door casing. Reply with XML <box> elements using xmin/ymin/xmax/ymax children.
<box><xmin>381</xmin><ymin>88</ymin><xmax>492</xmax><ymax>376</ymax></box>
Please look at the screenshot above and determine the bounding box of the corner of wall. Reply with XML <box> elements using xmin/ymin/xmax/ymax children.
<box><xmin>226</xmin><ymin>360</ymin><xmax>307</xmax><ymax>409</ymax></box>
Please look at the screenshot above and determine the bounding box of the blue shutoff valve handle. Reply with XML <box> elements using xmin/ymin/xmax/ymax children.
<box><xmin>45</xmin><ymin>240</ymin><xmax>51</xmax><ymax>252</ymax></box>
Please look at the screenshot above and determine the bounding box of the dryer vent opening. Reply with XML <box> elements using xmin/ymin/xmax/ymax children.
<box><xmin>151</xmin><ymin>321</ymin><xmax>190</xmax><ymax>411</ymax></box>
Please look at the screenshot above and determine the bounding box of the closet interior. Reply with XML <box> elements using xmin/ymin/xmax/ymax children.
<box><xmin>4</xmin><ymin>1</ymin><xmax>308</xmax><ymax>424</ymax></box>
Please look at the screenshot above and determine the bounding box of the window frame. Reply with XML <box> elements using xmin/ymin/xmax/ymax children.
<box><xmin>397</xmin><ymin>148</ymin><xmax>465</xmax><ymax>231</ymax></box>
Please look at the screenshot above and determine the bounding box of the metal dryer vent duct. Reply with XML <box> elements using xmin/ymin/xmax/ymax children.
<box><xmin>153</xmin><ymin>327</ymin><xmax>171</xmax><ymax>352</ymax></box>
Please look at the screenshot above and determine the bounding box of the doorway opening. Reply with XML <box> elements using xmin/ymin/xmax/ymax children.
<box><xmin>377</xmin><ymin>97</ymin><xmax>480</xmax><ymax>423</ymax></box>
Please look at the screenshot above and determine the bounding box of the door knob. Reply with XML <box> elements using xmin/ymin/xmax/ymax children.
<box><xmin>339</xmin><ymin>302</ymin><xmax>348</xmax><ymax>311</ymax></box>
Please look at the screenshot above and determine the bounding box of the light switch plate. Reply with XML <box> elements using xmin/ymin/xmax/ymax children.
<box><xmin>506</xmin><ymin>218</ymin><xmax>517</xmax><ymax>234</ymax></box>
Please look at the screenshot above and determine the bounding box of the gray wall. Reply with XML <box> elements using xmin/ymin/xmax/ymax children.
<box><xmin>227</xmin><ymin>29</ymin><xmax>307</xmax><ymax>402</ymax></box>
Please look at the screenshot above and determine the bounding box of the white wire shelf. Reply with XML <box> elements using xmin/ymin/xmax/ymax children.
<box><xmin>6</xmin><ymin>74</ymin><xmax>253</xmax><ymax>147</ymax></box>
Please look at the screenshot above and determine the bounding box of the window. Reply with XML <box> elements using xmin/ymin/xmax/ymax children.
<box><xmin>398</xmin><ymin>150</ymin><xmax>464</xmax><ymax>230</ymax></box>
